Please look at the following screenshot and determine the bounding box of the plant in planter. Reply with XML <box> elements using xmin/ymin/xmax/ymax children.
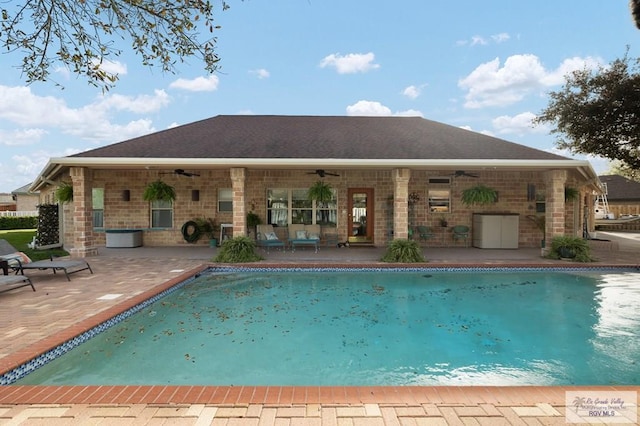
<box><xmin>546</xmin><ymin>235</ymin><xmax>595</xmax><ymax>262</ymax></box>
<box><xmin>195</xmin><ymin>217</ymin><xmax>219</xmax><ymax>246</ymax></box>
<box><xmin>143</xmin><ymin>180</ymin><xmax>176</xmax><ymax>202</ymax></box>
<box><xmin>564</xmin><ymin>186</ymin><xmax>579</xmax><ymax>202</ymax></box>
<box><xmin>461</xmin><ymin>184</ymin><xmax>498</xmax><ymax>206</ymax></box>
<box><xmin>307</xmin><ymin>180</ymin><xmax>333</xmax><ymax>203</ymax></box>
<box><xmin>214</xmin><ymin>236</ymin><xmax>263</xmax><ymax>263</ymax></box>
<box><xmin>438</xmin><ymin>215</ymin><xmax>448</xmax><ymax>227</ymax></box>
<box><xmin>381</xmin><ymin>239</ymin><xmax>426</xmax><ymax>263</ymax></box>
<box><xmin>55</xmin><ymin>181</ymin><xmax>74</xmax><ymax>203</ymax></box>
<box><xmin>246</xmin><ymin>211</ymin><xmax>262</xmax><ymax>240</ymax></box>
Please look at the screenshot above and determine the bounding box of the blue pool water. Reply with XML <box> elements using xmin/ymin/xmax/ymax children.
<box><xmin>11</xmin><ymin>269</ymin><xmax>640</xmax><ymax>386</ymax></box>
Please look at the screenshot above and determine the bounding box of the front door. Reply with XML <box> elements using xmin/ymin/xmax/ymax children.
<box><xmin>348</xmin><ymin>188</ymin><xmax>374</xmax><ymax>244</ymax></box>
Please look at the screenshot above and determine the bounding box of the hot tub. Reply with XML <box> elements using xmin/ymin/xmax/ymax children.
<box><xmin>105</xmin><ymin>230</ymin><xmax>143</xmax><ymax>248</ymax></box>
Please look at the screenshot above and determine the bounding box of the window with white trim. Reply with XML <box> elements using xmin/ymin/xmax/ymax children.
<box><xmin>92</xmin><ymin>188</ymin><xmax>104</xmax><ymax>228</ymax></box>
<box><xmin>218</xmin><ymin>188</ymin><xmax>233</xmax><ymax>212</ymax></box>
<box><xmin>151</xmin><ymin>199</ymin><xmax>173</xmax><ymax>228</ymax></box>
<box><xmin>267</xmin><ymin>188</ymin><xmax>337</xmax><ymax>226</ymax></box>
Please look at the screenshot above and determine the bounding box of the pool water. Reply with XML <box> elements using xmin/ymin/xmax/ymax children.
<box><xmin>14</xmin><ymin>270</ymin><xmax>640</xmax><ymax>386</ymax></box>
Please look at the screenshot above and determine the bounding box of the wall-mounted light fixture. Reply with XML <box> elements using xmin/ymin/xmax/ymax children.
<box><xmin>122</xmin><ymin>189</ymin><xmax>130</xmax><ymax>202</ymax></box>
<box><xmin>191</xmin><ymin>189</ymin><xmax>200</xmax><ymax>202</ymax></box>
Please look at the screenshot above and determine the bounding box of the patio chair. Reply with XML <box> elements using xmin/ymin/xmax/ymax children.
<box><xmin>1</xmin><ymin>238</ymin><xmax>92</xmax><ymax>281</ymax></box>
<box><xmin>451</xmin><ymin>225</ymin><xmax>470</xmax><ymax>247</ymax></box>
<box><xmin>256</xmin><ymin>224</ymin><xmax>286</xmax><ymax>253</ymax></box>
<box><xmin>0</xmin><ymin>274</ymin><xmax>35</xmax><ymax>294</ymax></box>
<box><xmin>288</xmin><ymin>224</ymin><xmax>320</xmax><ymax>252</ymax></box>
<box><xmin>416</xmin><ymin>226</ymin><xmax>435</xmax><ymax>243</ymax></box>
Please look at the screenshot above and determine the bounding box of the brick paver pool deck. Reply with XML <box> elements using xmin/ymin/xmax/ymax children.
<box><xmin>0</xmin><ymin>232</ymin><xmax>638</xmax><ymax>424</ymax></box>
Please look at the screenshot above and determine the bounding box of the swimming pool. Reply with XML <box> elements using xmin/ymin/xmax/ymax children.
<box><xmin>6</xmin><ymin>268</ymin><xmax>640</xmax><ymax>386</ymax></box>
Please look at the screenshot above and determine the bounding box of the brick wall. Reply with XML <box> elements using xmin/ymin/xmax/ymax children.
<box><xmin>49</xmin><ymin>168</ymin><xmax>586</xmax><ymax>250</ymax></box>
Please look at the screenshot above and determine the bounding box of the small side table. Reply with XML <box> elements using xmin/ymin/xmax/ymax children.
<box><xmin>220</xmin><ymin>224</ymin><xmax>233</xmax><ymax>244</ymax></box>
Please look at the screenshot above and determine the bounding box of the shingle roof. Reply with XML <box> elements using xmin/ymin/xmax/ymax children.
<box><xmin>599</xmin><ymin>175</ymin><xmax>640</xmax><ymax>201</ymax></box>
<box><xmin>72</xmin><ymin>115</ymin><xmax>568</xmax><ymax>161</ymax></box>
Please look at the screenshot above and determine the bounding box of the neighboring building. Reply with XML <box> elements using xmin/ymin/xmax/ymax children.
<box><xmin>598</xmin><ymin>175</ymin><xmax>640</xmax><ymax>217</ymax></box>
<box><xmin>29</xmin><ymin>115</ymin><xmax>601</xmax><ymax>257</ymax></box>
<box><xmin>11</xmin><ymin>183</ymin><xmax>39</xmax><ymax>212</ymax></box>
<box><xmin>0</xmin><ymin>193</ymin><xmax>16</xmax><ymax>212</ymax></box>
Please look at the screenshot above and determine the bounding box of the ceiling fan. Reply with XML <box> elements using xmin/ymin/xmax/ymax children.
<box><xmin>160</xmin><ymin>169</ymin><xmax>201</xmax><ymax>177</ymax></box>
<box><xmin>451</xmin><ymin>170</ymin><xmax>478</xmax><ymax>178</ymax></box>
<box><xmin>307</xmin><ymin>169</ymin><xmax>340</xmax><ymax>178</ymax></box>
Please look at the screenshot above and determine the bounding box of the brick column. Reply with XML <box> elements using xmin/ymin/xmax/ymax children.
<box><xmin>230</xmin><ymin>168</ymin><xmax>246</xmax><ymax>237</ymax></box>
<box><xmin>392</xmin><ymin>168</ymin><xmax>411</xmax><ymax>239</ymax></box>
<box><xmin>544</xmin><ymin>169</ymin><xmax>567</xmax><ymax>247</ymax></box>
<box><xmin>69</xmin><ymin>167</ymin><xmax>98</xmax><ymax>257</ymax></box>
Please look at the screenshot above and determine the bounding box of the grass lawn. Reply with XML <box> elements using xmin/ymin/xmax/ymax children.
<box><xmin>0</xmin><ymin>229</ymin><xmax>69</xmax><ymax>261</ymax></box>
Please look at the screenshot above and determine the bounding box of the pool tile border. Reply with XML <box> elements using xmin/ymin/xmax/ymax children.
<box><xmin>1</xmin><ymin>262</ymin><xmax>639</xmax><ymax>404</ymax></box>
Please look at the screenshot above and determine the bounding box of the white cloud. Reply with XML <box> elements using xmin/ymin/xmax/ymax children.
<box><xmin>491</xmin><ymin>33</ymin><xmax>510</xmax><ymax>43</ymax></box>
<box><xmin>492</xmin><ymin>112</ymin><xmax>548</xmax><ymax>135</ymax></box>
<box><xmin>320</xmin><ymin>52</ymin><xmax>380</xmax><ymax>74</ymax></box>
<box><xmin>0</xmin><ymin>85</ymin><xmax>162</xmax><ymax>143</ymax></box>
<box><xmin>98</xmin><ymin>90</ymin><xmax>170</xmax><ymax>114</ymax></box>
<box><xmin>0</xmin><ymin>128</ymin><xmax>47</xmax><ymax>146</ymax></box>
<box><xmin>471</xmin><ymin>36</ymin><xmax>488</xmax><ymax>46</ymax></box>
<box><xmin>97</xmin><ymin>59</ymin><xmax>128</xmax><ymax>76</ymax></box>
<box><xmin>402</xmin><ymin>85</ymin><xmax>421</xmax><ymax>99</ymax></box>
<box><xmin>345</xmin><ymin>100</ymin><xmax>422</xmax><ymax>117</ymax></box>
<box><xmin>250</xmin><ymin>68</ymin><xmax>270</xmax><ymax>79</ymax></box>
<box><xmin>169</xmin><ymin>75</ymin><xmax>220</xmax><ymax>91</ymax></box>
<box><xmin>458</xmin><ymin>54</ymin><xmax>602</xmax><ymax>109</ymax></box>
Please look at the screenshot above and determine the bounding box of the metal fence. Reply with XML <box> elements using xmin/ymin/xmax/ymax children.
<box><xmin>0</xmin><ymin>211</ymin><xmax>38</xmax><ymax>217</ymax></box>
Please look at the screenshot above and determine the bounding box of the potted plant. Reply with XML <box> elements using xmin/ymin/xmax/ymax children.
<box><xmin>143</xmin><ymin>180</ymin><xmax>176</xmax><ymax>202</ymax></box>
<box><xmin>246</xmin><ymin>211</ymin><xmax>262</xmax><ymax>240</ymax></box>
<box><xmin>55</xmin><ymin>181</ymin><xmax>74</xmax><ymax>203</ymax></box>
<box><xmin>546</xmin><ymin>235</ymin><xmax>595</xmax><ymax>262</ymax></box>
<box><xmin>461</xmin><ymin>184</ymin><xmax>498</xmax><ymax>206</ymax></box>
<box><xmin>381</xmin><ymin>239</ymin><xmax>426</xmax><ymax>263</ymax></box>
<box><xmin>438</xmin><ymin>215</ymin><xmax>448</xmax><ymax>227</ymax></box>
<box><xmin>307</xmin><ymin>180</ymin><xmax>333</xmax><ymax>204</ymax></box>
<box><xmin>565</xmin><ymin>186</ymin><xmax>579</xmax><ymax>202</ymax></box>
<box><xmin>195</xmin><ymin>217</ymin><xmax>219</xmax><ymax>247</ymax></box>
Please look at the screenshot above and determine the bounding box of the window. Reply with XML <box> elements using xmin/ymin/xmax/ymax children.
<box><xmin>267</xmin><ymin>189</ymin><xmax>337</xmax><ymax>226</ymax></box>
<box><xmin>428</xmin><ymin>177</ymin><xmax>451</xmax><ymax>213</ymax></box>
<box><xmin>218</xmin><ymin>188</ymin><xmax>233</xmax><ymax>212</ymax></box>
<box><xmin>151</xmin><ymin>199</ymin><xmax>173</xmax><ymax>228</ymax></box>
<box><xmin>92</xmin><ymin>188</ymin><xmax>104</xmax><ymax>228</ymax></box>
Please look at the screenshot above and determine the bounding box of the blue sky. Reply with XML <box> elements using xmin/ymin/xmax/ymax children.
<box><xmin>0</xmin><ymin>0</ymin><xmax>638</xmax><ymax>193</ymax></box>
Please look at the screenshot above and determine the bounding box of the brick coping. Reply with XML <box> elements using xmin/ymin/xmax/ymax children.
<box><xmin>1</xmin><ymin>262</ymin><xmax>638</xmax><ymax>405</ymax></box>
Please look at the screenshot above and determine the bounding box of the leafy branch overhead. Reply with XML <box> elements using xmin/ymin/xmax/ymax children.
<box><xmin>534</xmin><ymin>51</ymin><xmax>640</xmax><ymax>170</ymax></box>
<box><xmin>0</xmin><ymin>0</ymin><xmax>231</xmax><ymax>90</ymax></box>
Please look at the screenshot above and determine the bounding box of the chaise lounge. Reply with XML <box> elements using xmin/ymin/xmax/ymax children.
<box><xmin>256</xmin><ymin>225</ymin><xmax>286</xmax><ymax>253</ymax></box>
<box><xmin>0</xmin><ymin>274</ymin><xmax>35</xmax><ymax>294</ymax></box>
<box><xmin>0</xmin><ymin>239</ymin><xmax>93</xmax><ymax>281</ymax></box>
<box><xmin>288</xmin><ymin>224</ymin><xmax>321</xmax><ymax>253</ymax></box>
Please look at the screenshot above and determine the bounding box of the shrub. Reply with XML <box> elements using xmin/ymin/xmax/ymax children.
<box><xmin>381</xmin><ymin>239</ymin><xmax>426</xmax><ymax>263</ymax></box>
<box><xmin>546</xmin><ymin>235</ymin><xmax>595</xmax><ymax>262</ymax></box>
<box><xmin>214</xmin><ymin>236</ymin><xmax>263</xmax><ymax>263</ymax></box>
<box><xmin>0</xmin><ymin>216</ymin><xmax>38</xmax><ymax>230</ymax></box>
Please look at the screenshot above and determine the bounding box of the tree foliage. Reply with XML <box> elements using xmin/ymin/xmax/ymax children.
<box><xmin>535</xmin><ymin>52</ymin><xmax>640</xmax><ymax>171</ymax></box>
<box><xmin>0</xmin><ymin>0</ymin><xmax>230</xmax><ymax>90</ymax></box>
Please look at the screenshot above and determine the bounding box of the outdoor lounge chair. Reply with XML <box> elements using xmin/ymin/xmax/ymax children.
<box><xmin>0</xmin><ymin>274</ymin><xmax>35</xmax><ymax>294</ymax></box>
<box><xmin>256</xmin><ymin>224</ymin><xmax>286</xmax><ymax>253</ymax></box>
<box><xmin>16</xmin><ymin>257</ymin><xmax>93</xmax><ymax>281</ymax></box>
<box><xmin>288</xmin><ymin>224</ymin><xmax>320</xmax><ymax>252</ymax></box>
<box><xmin>1</xmin><ymin>238</ymin><xmax>93</xmax><ymax>281</ymax></box>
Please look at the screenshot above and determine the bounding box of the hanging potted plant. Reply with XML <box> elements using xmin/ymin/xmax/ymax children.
<box><xmin>55</xmin><ymin>181</ymin><xmax>74</xmax><ymax>203</ymax></box>
<box><xmin>461</xmin><ymin>184</ymin><xmax>498</xmax><ymax>206</ymax></box>
<box><xmin>143</xmin><ymin>180</ymin><xmax>176</xmax><ymax>202</ymax></box>
<box><xmin>565</xmin><ymin>186</ymin><xmax>579</xmax><ymax>202</ymax></box>
<box><xmin>307</xmin><ymin>180</ymin><xmax>333</xmax><ymax>203</ymax></box>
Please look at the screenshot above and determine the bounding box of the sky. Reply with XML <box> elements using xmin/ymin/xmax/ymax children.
<box><xmin>0</xmin><ymin>0</ymin><xmax>639</xmax><ymax>193</ymax></box>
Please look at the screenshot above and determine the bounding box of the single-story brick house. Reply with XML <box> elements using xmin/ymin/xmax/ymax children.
<box><xmin>597</xmin><ymin>174</ymin><xmax>640</xmax><ymax>218</ymax></box>
<box><xmin>29</xmin><ymin>115</ymin><xmax>601</xmax><ymax>257</ymax></box>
